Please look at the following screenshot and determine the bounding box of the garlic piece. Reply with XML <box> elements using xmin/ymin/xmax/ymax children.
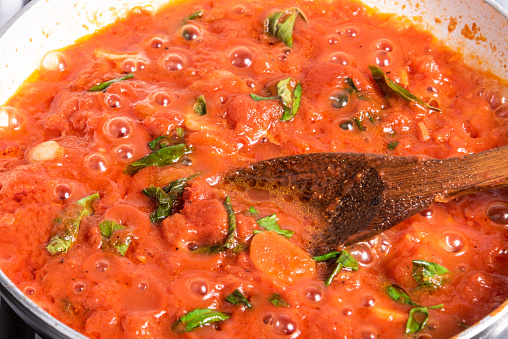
<box><xmin>28</xmin><ymin>141</ymin><xmax>63</xmax><ymax>162</ymax></box>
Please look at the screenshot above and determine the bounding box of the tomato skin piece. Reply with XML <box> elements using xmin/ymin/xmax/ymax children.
<box><xmin>250</xmin><ymin>231</ymin><xmax>315</xmax><ymax>285</ymax></box>
<box><xmin>182</xmin><ymin>199</ymin><xmax>228</xmax><ymax>246</ymax></box>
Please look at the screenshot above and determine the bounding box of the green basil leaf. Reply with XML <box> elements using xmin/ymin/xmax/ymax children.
<box><xmin>99</xmin><ymin>219</ymin><xmax>124</xmax><ymax>238</ymax></box>
<box><xmin>346</xmin><ymin>77</ymin><xmax>359</xmax><ymax>92</ymax></box>
<box><xmin>252</xmin><ymin>78</ymin><xmax>302</xmax><ymax>121</ymax></box>
<box><xmin>250</xmin><ymin>93</ymin><xmax>279</xmax><ymax>101</ymax></box>
<box><xmin>281</xmin><ymin>82</ymin><xmax>302</xmax><ymax>121</ymax></box>
<box><xmin>46</xmin><ymin>237</ymin><xmax>74</xmax><ymax>256</ymax></box>
<box><xmin>386</xmin><ymin>284</ymin><xmax>420</xmax><ymax>306</ymax></box>
<box><xmin>353</xmin><ymin>117</ymin><xmax>365</xmax><ymax>131</ymax></box>
<box><xmin>248</xmin><ymin>206</ymin><xmax>260</xmax><ymax>218</ymax></box>
<box><xmin>225</xmin><ymin>289</ymin><xmax>252</xmax><ymax>308</ymax></box>
<box><xmin>183</xmin><ymin>10</ymin><xmax>203</xmax><ymax>23</ymax></box>
<box><xmin>124</xmin><ymin>143</ymin><xmax>188</xmax><ymax>176</ymax></box>
<box><xmin>148</xmin><ymin>128</ymin><xmax>186</xmax><ymax>151</ymax></box>
<box><xmin>143</xmin><ymin>174</ymin><xmax>198</xmax><ymax>222</ymax></box>
<box><xmin>337</xmin><ymin>250</ymin><xmax>359</xmax><ymax>270</ymax></box>
<box><xmin>277</xmin><ymin>78</ymin><xmax>293</xmax><ymax>108</ymax></box>
<box><xmin>388</xmin><ymin>141</ymin><xmax>399</xmax><ymax>150</ymax></box>
<box><xmin>265</xmin><ymin>11</ymin><xmax>284</xmax><ymax>36</ymax></box>
<box><xmin>325</xmin><ymin>261</ymin><xmax>342</xmax><ymax>286</ymax></box>
<box><xmin>264</xmin><ymin>8</ymin><xmax>307</xmax><ymax>48</ymax></box>
<box><xmin>143</xmin><ymin>187</ymin><xmax>172</xmax><ymax>222</ymax></box>
<box><xmin>405</xmin><ymin>307</ymin><xmax>430</xmax><ymax>334</ymax></box>
<box><xmin>345</xmin><ymin>77</ymin><xmax>369</xmax><ymax>100</ymax></box>
<box><xmin>457</xmin><ymin>321</ymin><xmax>470</xmax><ymax>329</ymax></box>
<box><xmin>148</xmin><ymin>136</ymin><xmax>168</xmax><ymax>151</ymax></box>
<box><xmin>368</xmin><ymin>65</ymin><xmax>441</xmax><ymax>112</ymax></box>
<box><xmin>254</xmin><ymin>214</ymin><xmax>294</xmax><ymax>238</ymax></box>
<box><xmin>193</xmin><ymin>95</ymin><xmax>207</xmax><ymax>116</ymax></box>
<box><xmin>232</xmin><ymin>243</ymin><xmax>248</xmax><ymax>253</ymax></box>
<box><xmin>192</xmin><ymin>243</ymin><xmax>224</xmax><ymax>255</ymax></box>
<box><xmin>88</xmin><ymin>73</ymin><xmax>134</xmax><ymax>92</ymax></box>
<box><xmin>313</xmin><ymin>251</ymin><xmax>340</xmax><ymax>262</ymax></box>
<box><xmin>269</xmin><ymin>293</ymin><xmax>290</xmax><ymax>307</ymax></box>
<box><xmin>325</xmin><ymin>250</ymin><xmax>358</xmax><ymax>286</ymax></box>
<box><xmin>412</xmin><ymin>260</ymin><xmax>449</xmax><ymax>287</ymax></box>
<box><xmin>99</xmin><ymin>220</ymin><xmax>133</xmax><ymax>256</ymax></box>
<box><xmin>428</xmin><ymin>303</ymin><xmax>444</xmax><ymax>310</ymax></box>
<box><xmin>172</xmin><ymin>308</ymin><xmax>230</xmax><ymax>332</ymax></box>
<box><xmin>222</xmin><ymin>196</ymin><xmax>237</xmax><ymax>250</ymax></box>
<box><xmin>276</xmin><ymin>11</ymin><xmax>298</xmax><ymax>48</ymax></box>
<box><xmin>46</xmin><ymin>193</ymin><xmax>100</xmax><ymax>255</ymax></box>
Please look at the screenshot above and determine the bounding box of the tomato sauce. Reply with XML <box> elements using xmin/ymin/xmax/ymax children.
<box><xmin>0</xmin><ymin>0</ymin><xmax>508</xmax><ymax>338</ymax></box>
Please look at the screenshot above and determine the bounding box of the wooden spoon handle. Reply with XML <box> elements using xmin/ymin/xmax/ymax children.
<box><xmin>378</xmin><ymin>145</ymin><xmax>508</xmax><ymax>204</ymax></box>
<box><xmin>430</xmin><ymin>145</ymin><xmax>508</xmax><ymax>201</ymax></box>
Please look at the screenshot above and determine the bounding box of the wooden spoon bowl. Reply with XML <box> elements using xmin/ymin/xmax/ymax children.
<box><xmin>225</xmin><ymin>146</ymin><xmax>508</xmax><ymax>255</ymax></box>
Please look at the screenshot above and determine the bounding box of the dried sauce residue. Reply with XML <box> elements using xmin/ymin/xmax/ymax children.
<box><xmin>448</xmin><ymin>16</ymin><xmax>457</xmax><ymax>32</ymax></box>
<box><xmin>461</xmin><ymin>23</ymin><xmax>487</xmax><ymax>42</ymax></box>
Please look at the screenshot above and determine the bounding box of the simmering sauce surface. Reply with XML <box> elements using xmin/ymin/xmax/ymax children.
<box><xmin>1</xmin><ymin>0</ymin><xmax>508</xmax><ymax>338</ymax></box>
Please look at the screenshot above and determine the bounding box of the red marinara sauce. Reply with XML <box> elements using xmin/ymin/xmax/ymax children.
<box><xmin>0</xmin><ymin>0</ymin><xmax>508</xmax><ymax>338</ymax></box>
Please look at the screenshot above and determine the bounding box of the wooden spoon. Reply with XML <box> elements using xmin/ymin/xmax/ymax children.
<box><xmin>224</xmin><ymin>146</ymin><xmax>508</xmax><ymax>255</ymax></box>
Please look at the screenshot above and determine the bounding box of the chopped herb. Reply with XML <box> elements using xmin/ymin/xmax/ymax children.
<box><xmin>99</xmin><ymin>220</ymin><xmax>133</xmax><ymax>256</ymax></box>
<box><xmin>345</xmin><ymin>77</ymin><xmax>369</xmax><ymax>100</ymax></box>
<box><xmin>248</xmin><ymin>206</ymin><xmax>260</xmax><ymax>218</ymax></box>
<box><xmin>143</xmin><ymin>174</ymin><xmax>198</xmax><ymax>222</ymax></box>
<box><xmin>253</xmin><ymin>214</ymin><xmax>294</xmax><ymax>238</ymax></box>
<box><xmin>193</xmin><ymin>95</ymin><xmax>207</xmax><ymax>116</ymax></box>
<box><xmin>183</xmin><ymin>10</ymin><xmax>203</xmax><ymax>23</ymax></box>
<box><xmin>388</xmin><ymin>141</ymin><xmax>399</xmax><ymax>150</ymax></box>
<box><xmin>148</xmin><ymin>136</ymin><xmax>169</xmax><ymax>151</ymax></box>
<box><xmin>46</xmin><ymin>193</ymin><xmax>100</xmax><ymax>255</ymax></box>
<box><xmin>264</xmin><ymin>8</ymin><xmax>308</xmax><ymax>48</ymax></box>
<box><xmin>412</xmin><ymin>260</ymin><xmax>449</xmax><ymax>287</ymax></box>
<box><xmin>281</xmin><ymin>82</ymin><xmax>302</xmax><ymax>121</ymax></box>
<box><xmin>232</xmin><ymin>243</ymin><xmax>248</xmax><ymax>253</ymax></box>
<box><xmin>269</xmin><ymin>293</ymin><xmax>290</xmax><ymax>307</ymax></box>
<box><xmin>276</xmin><ymin>11</ymin><xmax>298</xmax><ymax>47</ymax></box>
<box><xmin>457</xmin><ymin>321</ymin><xmax>470</xmax><ymax>329</ymax></box>
<box><xmin>353</xmin><ymin>117</ymin><xmax>365</xmax><ymax>131</ymax></box>
<box><xmin>313</xmin><ymin>251</ymin><xmax>340</xmax><ymax>262</ymax></box>
<box><xmin>172</xmin><ymin>308</ymin><xmax>230</xmax><ymax>332</ymax></box>
<box><xmin>266</xmin><ymin>11</ymin><xmax>284</xmax><ymax>37</ymax></box>
<box><xmin>406</xmin><ymin>307</ymin><xmax>430</xmax><ymax>334</ymax></box>
<box><xmin>368</xmin><ymin>113</ymin><xmax>376</xmax><ymax>123</ymax></box>
<box><xmin>124</xmin><ymin>143</ymin><xmax>190</xmax><ymax>175</ymax></box>
<box><xmin>368</xmin><ymin>65</ymin><xmax>441</xmax><ymax>112</ymax></box>
<box><xmin>277</xmin><ymin>78</ymin><xmax>293</xmax><ymax>108</ymax></box>
<box><xmin>250</xmin><ymin>93</ymin><xmax>279</xmax><ymax>101</ymax></box>
<box><xmin>250</xmin><ymin>78</ymin><xmax>302</xmax><ymax>121</ymax></box>
<box><xmin>88</xmin><ymin>73</ymin><xmax>134</xmax><ymax>92</ymax></box>
<box><xmin>346</xmin><ymin>77</ymin><xmax>359</xmax><ymax>92</ymax></box>
<box><xmin>386</xmin><ymin>284</ymin><xmax>419</xmax><ymax>306</ymax></box>
<box><xmin>222</xmin><ymin>196</ymin><xmax>237</xmax><ymax>250</ymax></box>
<box><xmin>386</xmin><ymin>283</ymin><xmax>444</xmax><ymax>333</ymax></box>
<box><xmin>148</xmin><ymin>129</ymin><xmax>185</xmax><ymax>151</ymax></box>
<box><xmin>226</xmin><ymin>289</ymin><xmax>252</xmax><ymax>308</ymax></box>
<box><xmin>319</xmin><ymin>250</ymin><xmax>358</xmax><ymax>286</ymax></box>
